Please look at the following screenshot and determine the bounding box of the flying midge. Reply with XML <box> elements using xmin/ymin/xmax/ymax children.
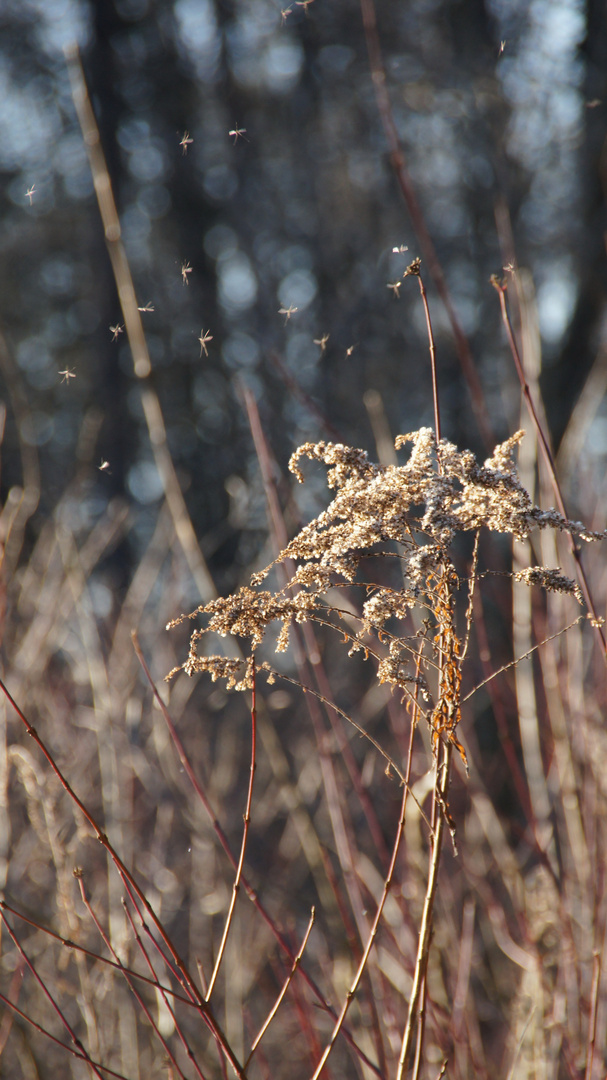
<box><xmin>198</xmin><ymin>329</ymin><xmax>213</xmax><ymax>357</ymax></box>
<box><xmin>179</xmin><ymin>130</ymin><xmax>193</xmax><ymax>155</ymax></box>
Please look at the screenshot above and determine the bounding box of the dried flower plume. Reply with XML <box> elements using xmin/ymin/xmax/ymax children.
<box><xmin>168</xmin><ymin>428</ymin><xmax>602</xmax><ymax>757</ymax></box>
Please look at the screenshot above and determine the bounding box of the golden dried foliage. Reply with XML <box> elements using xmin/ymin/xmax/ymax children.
<box><xmin>169</xmin><ymin>428</ymin><xmax>600</xmax><ymax>765</ymax></box>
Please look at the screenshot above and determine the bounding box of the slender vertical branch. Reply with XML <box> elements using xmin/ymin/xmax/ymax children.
<box><xmin>63</xmin><ymin>43</ymin><xmax>217</xmax><ymax>607</ymax></box>
<box><xmin>411</xmin><ymin>990</ymin><xmax>427</xmax><ymax>1080</ymax></box>
<box><xmin>419</xmin><ymin>274</ymin><xmax>441</xmax><ymax>448</ymax></box>
<box><xmin>396</xmin><ymin>742</ymin><xmax>452</xmax><ymax>1080</ymax></box>
<box><xmin>206</xmin><ymin>662</ymin><xmax>257</xmax><ymax>1002</ymax></box>
<box><xmin>404</xmin><ymin>260</ymin><xmax>441</xmax><ymax>448</ymax></box>
<box><xmin>584</xmin><ymin>950</ymin><xmax>601</xmax><ymax>1080</ymax></box>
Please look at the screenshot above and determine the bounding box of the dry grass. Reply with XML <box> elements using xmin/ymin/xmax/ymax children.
<box><xmin>0</xmin><ymin>35</ymin><xmax>606</xmax><ymax>1080</ymax></box>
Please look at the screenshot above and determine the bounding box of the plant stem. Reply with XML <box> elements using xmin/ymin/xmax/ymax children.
<box><xmin>396</xmin><ymin>741</ymin><xmax>452</xmax><ymax>1079</ymax></box>
<box><xmin>206</xmin><ymin>664</ymin><xmax>257</xmax><ymax>1002</ymax></box>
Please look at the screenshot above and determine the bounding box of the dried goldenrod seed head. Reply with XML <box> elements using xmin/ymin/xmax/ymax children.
<box><xmin>168</xmin><ymin>427</ymin><xmax>603</xmax><ymax>747</ymax></box>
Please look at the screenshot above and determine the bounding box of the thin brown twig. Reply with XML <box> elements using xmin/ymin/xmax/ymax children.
<box><xmin>411</xmin><ymin>988</ymin><xmax>427</xmax><ymax>1080</ymax></box>
<box><xmin>245</xmin><ymin>907</ymin><xmax>315</xmax><ymax>1067</ymax></box>
<box><xmin>491</xmin><ymin>276</ymin><xmax>607</xmax><ymax>658</ymax></box>
<box><xmin>462</xmin><ymin>615</ymin><xmax>583</xmax><ymax>703</ymax></box>
<box><xmin>206</xmin><ymin>663</ymin><xmax>257</xmax><ymax>1002</ymax></box>
<box><xmin>63</xmin><ymin>43</ymin><xmax>218</xmax><ymax>608</ymax></box>
<box><xmin>260</xmin><ymin>665</ymin><xmax>432</xmax><ymax>827</ymax></box>
<box><xmin>405</xmin><ymin>261</ymin><xmax>441</xmax><ymax>446</ymax></box>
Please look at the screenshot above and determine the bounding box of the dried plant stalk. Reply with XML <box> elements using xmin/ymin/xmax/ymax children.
<box><xmin>169</xmin><ymin>419</ymin><xmax>604</xmax><ymax>1075</ymax></box>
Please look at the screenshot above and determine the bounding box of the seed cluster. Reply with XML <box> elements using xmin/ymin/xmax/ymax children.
<box><xmin>168</xmin><ymin>429</ymin><xmax>601</xmax><ymax>748</ymax></box>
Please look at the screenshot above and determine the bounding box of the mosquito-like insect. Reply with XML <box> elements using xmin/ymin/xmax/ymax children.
<box><xmin>498</xmin><ymin>40</ymin><xmax>506</xmax><ymax>56</ymax></box>
<box><xmin>198</xmin><ymin>329</ymin><xmax>213</xmax><ymax>357</ymax></box>
<box><xmin>110</xmin><ymin>324</ymin><xmax>124</xmax><ymax>342</ymax></box>
<box><xmin>387</xmin><ymin>281</ymin><xmax>402</xmax><ymax>298</ymax></box>
<box><xmin>181</xmin><ymin>261</ymin><xmax>192</xmax><ymax>285</ymax></box>
<box><xmin>345</xmin><ymin>344</ymin><xmax>357</xmax><ymax>358</ymax></box>
<box><xmin>59</xmin><ymin>368</ymin><xmax>76</xmax><ymax>383</ymax></box>
<box><xmin>137</xmin><ymin>301</ymin><xmax>155</xmax><ymax>312</ymax></box>
<box><xmin>179</xmin><ymin>131</ymin><xmax>193</xmax><ymax>155</ymax></box>
<box><xmin>229</xmin><ymin>127</ymin><xmax>248</xmax><ymax>144</ymax></box>
<box><xmin>98</xmin><ymin>459</ymin><xmax>111</xmax><ymax>473</ymax></box>
<box><xmin>392</xmin><ymin>244</ymin><xmax>408</xmax><ymax>254</ymax></box>
<box><xmin>279</xmin><ymin>305</ymin><xmax>298</xmax><ymax>322</ymax></box>
<box><xmin>25</xmin><ymin>185</ymin><xmax>36</xmax><ymax>205</ymax></box>
<box><xmin>313</xmin><ymin>334</ymin><xmax>329</xmax><ymax>352</ymax></box>
<box><xmin>281</xmin><ymin>7</ymin><xmax>292</xmax><ymax>22</ymax></box>
<box><xmin>295</xmin><ymin>0</ymin><xmax>314</xmax><ymax>12</ymax></box>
